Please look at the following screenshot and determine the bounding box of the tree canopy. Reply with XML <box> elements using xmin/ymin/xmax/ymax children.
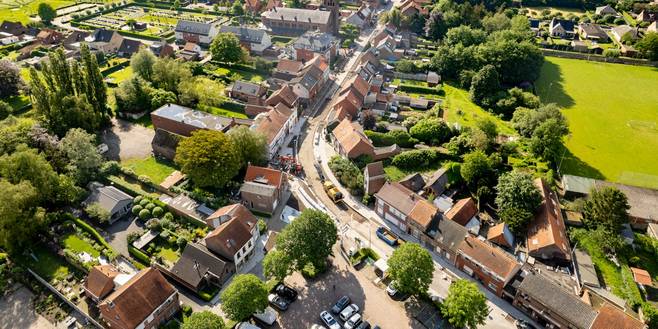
<box><xmin>174</xmin><ymin>130</ymin><xmax>242</xmax><ymax>188</ymax></box>
<box><xmin>211</xmin><ymin>33</ymin><xmax>247</xmax><ymax>64</ymax></box>
<box><xmin>220</xmin><ymin>274</ymin><xmax>268</xmax><ymax>321</ymax></box>
<box><xmin>37</xmin><ymin>3</ymin><xmax>56</xmax><ymax>24</ymax></box>
<box><xmin>460</xmin><ymin>151</ymin><xmax>493</xmax><ymax>187</ymax></box>
<box><xmin>637</xmin><ymin>32</ymin><xmax>658</xmax><ymax>61</ymax></box>
<box><xmin>387</xmin><ymin>243</ymin><xmax>434</xmax><ymax>296</ymax></box>
<box><xmin>583</xmin><ymin>186</ymin><xmax>630</xmax><ymax>233</ymax></box>
<box><xmin>495</xmin><ymin>170</ymin><xmax>541</xmax><ymax>233</ymax></box>
<box><xmin>0</xmin><ymin>60</ymin><xmax>24</xmax><ymax>99</ymax></box>
<box><xmin>442</xmin><ymin>279</ymin><xmax>489</xmax><ymax>329</ymax></box>
<box><xmin>228</xmin><ymin>126</ymin><xmax>268</xmax><ymax>167</ymax></box>
<box><xmin>181</xmin><ymin>311</ymin><xmax>226</xmax><ymax>329</ymax></box>
<box><xmin>409</xmin><ymin>118</ymin><xmax>451</xmax><ymax>145</ymax></box>
<box><xmin>263</xmin><ymin>249</ymin><xmax>292</xmax><ymax>282</ymax></box>
<box><xmin>276</xmin><ymin>209</ymin><xmax>337</xmax><ymax>272</ymax></box>
<box><xmin>59</xmin><ymin>128</ymin><xmax>103</xmax><ymax>184</ymax></box>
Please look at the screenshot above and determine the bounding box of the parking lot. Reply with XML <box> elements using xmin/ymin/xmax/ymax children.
<box><xmin>266</xmin><ymin>244</ymin><xmax>427</xmax><ymax>329</ymax></box>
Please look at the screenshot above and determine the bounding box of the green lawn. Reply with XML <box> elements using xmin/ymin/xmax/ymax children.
<box><xmin>4</xmin><ymin>94</ymin><xmax>30</xmax><ymax>110</ymax></box>
<box><xmin>106</xmin><ymin>66</ymin><xmax>133</xmax><ymax>84</ymax></box>
<box><xmin>0</xmin><ymin>0</ymin><xmax>75</xmax><ymax>24</ymax></box>
<box><xmin>19</xmin><ymin>245</ymin><xmax>72</xmax><ymax>281</ymax></box>
<box><xmin>62</xmin><ymin>234</ymin><xmax>100</xmax><ymax>258</ymax></box>
<box><xmin>536</xmin><ymin>57</ymin><xmax>658</xmax><ymax>188</ymax></box>
<box><xmin>441</xmin><ymin>84</ymin><xmax>515</xmax><ymax>135</ymax></box>
<box><xmin>214</xmin><ymin>67</ymin><xmax>266</xmax><ymax>83</ymax></box>
<box><xmin>384</xmin><ymin>163</ymin><xmax>442</xmax><ymax>182</ymax></box>
<box><xmin>157</xmin><ymin>246</ymin><xmax>179</xmax><ymax>263</ymax></box>
<box><xmin>198</xmin><ymin>104</ymin><xmax>249</xmax><ymax>119</ymax></box>
<box><xmin>121</xmin><ymin>156</ymin><xmax>177</xmax><ymax>184</ymax></box>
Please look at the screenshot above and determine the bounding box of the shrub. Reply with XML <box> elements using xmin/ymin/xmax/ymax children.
<box><xmin>138</xmin><ymin>175</ymin><xmax>152</xmax><ymax>185</ymax></box>
<box><xmin>328</xmin><ymin>156</ymin><xmax>364</xmax><ymax>194</ymax></box>
<box><xmin>100</xmin><ymin>161</ymin><xmax>121</xmax><ymax>176</ymax></box>
<box><xmin>132</xmin><ymin>205</ymin><xmax>143</xmax><ymax>215</ymax></box>
<box><xmin>398</xmin><ymin>84</ymin><xmax>442</xmax><ymax>95</ymax></box>
<box><xmin>138</xmin><ymin>209</ymin><xmax>151</xmax><ymax>220</ymax></box>
<box><xmin>365</xmin><ymin>130</ymin><xmax>418</xmax><ymax>148</ymax></box>
<box><xmin>139</xmin><ymin>199</ymin><xmax>150</xmax><ymax>207</ymax></box>
<box><xmin>129</xmin><ymin>246</ymin><xmax>151</xmax><ymax>265</ymax></box>
<box><xmin>72</xmin><ymin>217</ymin><xmax>114</xmax><ymax>251</ymax></box>
<box><xmin>177</xmin><ymin>237</ymin><xmax>188</xmax><ymax>249</ymax></box>
<box><xmin>134</xmin><ymin>195</ymin><xmax>143</xmax><ymax>204</ymax></box>
<box><xmin>163</xmin><ymin>212</ymin><xmax>174</xmax><ymax>221</ymax></box>
<box><xmin>144</xmin><ymin>202</ymin><xmax>156</xmax><ymax>211</ymax></box>
<box><xmin>391</xmin><ymin>149</ymin><xmax>442</xmax><ymax>170</ymax></box>
<box><xmin>152</xmin><ymin>207</ymin><xmax>164</xmax><ymax>217</ymax></box>
<box><xmin>410</xmin><ymin>118</ymin><xmax>451</xmax><ymax>145</ymax></box>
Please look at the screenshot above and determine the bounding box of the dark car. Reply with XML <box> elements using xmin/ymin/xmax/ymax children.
<box><xmin>516</xmin><ymin>320</ymin><xmax>537</xmax><ymax>329</ymax></box>
<box><xmin>331</xmin><ymin>295</ymin><xmax>350</xmax><ymax>314</ymax></box>
<box><xmin>275</xmin><ymin>283</ymin><xmax>298</xmax><ymax>302</ymax></box>
<box><xmin>355</xmin><ymin>321</ymin><xmax>371</xmax><ymax>329</ymax></box>
<box><xmin>268</xmin><ymin>293</ymin><xmax>289</xmax><ymax>311</ymax></box>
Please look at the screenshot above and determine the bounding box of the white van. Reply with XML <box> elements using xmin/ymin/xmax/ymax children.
<box><xmin>253</xmin><ymin>306</ymin><xmax>277</xmax><ymax>325</ymax></box>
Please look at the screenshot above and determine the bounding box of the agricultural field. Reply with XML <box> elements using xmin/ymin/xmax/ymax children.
<box><xmin>0</xmin><ymin>0</ymin><xmax>74</xmax><ymax>24</ymax></box>
<box><xmin>536</xmin><ymin>57</ymin><xmax>658</xmax><ymax>188</ymax></box>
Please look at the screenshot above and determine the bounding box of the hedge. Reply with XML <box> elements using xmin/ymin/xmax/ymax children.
<box><xmin>117</xmin><ymin>30</ymin><xmax>162</xmax><ymax>41</ymax></box>
<box><xmin>128</xmin><ymin>245</ymin><xmax>152</xmax><ymax>265</ymax></box>
<box><xmin>365</xmin><ymin>130</ymin><xmax>418</xmax><ymax>148</ymax></box>
<box><xmin>71</xmin><ymin>216</ymin><xmax>115</xmax><ymax>252</ymax></box>
<box><xmin>101</xmin><ymin>61</ymin><xmax>130</xmax><ymax>77</ymax></box>
<box><xmin>398</xmin><ymin>84</ymin><xmax>442</xmax><ymax>95</ymax></box>
<box><xmin>391</xmin><ymin>149</ymin><xmax>443</xmax><ymax>170</ymax></box>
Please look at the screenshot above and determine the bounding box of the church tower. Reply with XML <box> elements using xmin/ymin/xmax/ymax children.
<box><xmin>322</xmin><ymin>0</ymin><xmax>340</xmax><ymax>35</ymax></box>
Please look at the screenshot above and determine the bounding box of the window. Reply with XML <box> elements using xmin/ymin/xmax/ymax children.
<box><xmin>488</xmin><ymin>283</ymin><xmax>497</xmax><ymax>291</ymax></box>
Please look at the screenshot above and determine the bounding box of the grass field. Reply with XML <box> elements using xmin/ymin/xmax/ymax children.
<box><xmin>18</xmin><ymin>245</ymin><xmax>72</xmax><ymax>281</ymax></box>
<box><xmin>536</xmin><ymin>57</ymin><xmax>658</xmax><ymax>188</ymax></box>
<box><xmin>441</xmin><ymin>84</ymin><xmax>515</xmax><ymax>135</ymax></box>
<box><xmin>62</xmin><ymin>234</ymin><xmax>100</xmax><ymax>258</ymax></box>
<box><xmin>121</xmin><ymin>156</ymin><xmax>177</xmax><ymax>184</ymax></box>
<box><xmin>106</xmin><ymin>66</ymin><xmax>133</xmax><ymax>84</ymax></box>
<box><xmin>0</xmin><ymin>0</ymin><xmax>74</xmax><ymax>24</ymax></box>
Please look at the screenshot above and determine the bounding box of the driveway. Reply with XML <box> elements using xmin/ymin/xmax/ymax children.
<box><xmin>105</xmin><ymin>216</ymin><xmax>144</xmax><ymax>258</ymax></box>
<box><xmin>102</xmin><ymin>118</ymin><xmax>154</xmax><ymax>161</ymax></box>
<box><xmin>0</xmin><ymin>285</ymin><xmax>54</xmax><ymax>329</ymax></box>
<box><xmin>276</xmin><ymin>244</ymin><xmax>419</xmax><ymax>329</ymax></box>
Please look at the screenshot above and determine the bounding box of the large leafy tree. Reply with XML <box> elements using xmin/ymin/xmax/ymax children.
<box><xmin>583</xmin><ymin>186</ymin><xmax>630</xmax><ymax>233</ymax></box>
<box><xmin>495</xmin><ymin>170</ymin><xmax>542</xmax><ymax>233</ymax></box>
<box><xmin>460</xmin><ymin>151</ymin><xmax>492</xmax><ymax>187</ymax></box>
<box><xmin>59</xmin><ymin>128</ymin><xmax>103</xmax><ymax>184</ymax></box>
<box><xmin>637</xmin><ymin>32</ymin><xmax>658</xmax><ymax>61</ymax></box>
<box><xmin>0</xmin><ymin>59</ymin><xmax>24</xmax><ymax>98</ymax></box>
<box><xmin>469</xmin><ymin>64</ymin><xmax>500</xmax><ymax>106</ymax></box>
<box><xmin>37</xmin><ymin>3</ymin><xmax>56</xmax><ymax>24</ymax></box>
<box><xmin>0</xmin><ymin>180</ymin><xmax>44</xmax><ymax>252</ymax></box>
<box><xmin>387</xmin><ymin>243</ymin><xmax>433</xmax><ymax>296</ymax></box>
<box><xmin>529</xmin><ymin>118</ymin><xmax>566</xmax><ymax>163</ymax></box>
<box><xmin>263</xmin><ymin>249</ymin><xmax>292</xmax><ymax>282</ymax></box>
<box><xmin>174</xmin><ymin>130</ymin><xmax>241</xmax><ymax>188</ymax></box>
<box><xmin>210</xmin><ymin>33</ymin><xmax>247</xmax><ymax>64</ymax></box>
<box><xmin>130</xmin><ymin>48</ymin><xmax>157</xmax><ymax>81</ymax></box>
<box><xmin>115</xmin><ymin>76</ymin><xmax>154</xmax><ymax>114</ymax></box>
<box><xmin>228</xmin><ymin>126</ymin><xmax>268</xmax><ymax>167</ymax></box>
<box><xmin>276</xmin><ymin>209</ymin><xmax>337</xmax><ymax>272</ymax></box>
<box><xmin>152</xmin><ymin>57</ymin><xmax>192</xmax><ymax>93</ymax></box>
<box><xmin>441</xmin><ymin>280</ymin><xmax>489</xmax><ymax>329</ymax></box>
<box><xmin>181</xmin><ymin>311</ymin><xmax>226</xmax><ymax>329</ymax></box>
<box><xmin>220</xmin><ymin>274</ymin><xmax>268</xmax><ymax>321</ymax></box>
<box><xmin>409</xmin><ymin>118</ymin><xmax>451</xmax><ymax>145</ymax></box>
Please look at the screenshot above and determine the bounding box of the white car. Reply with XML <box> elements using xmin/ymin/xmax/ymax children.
<box><xmin>386</xmin><ymin>281</ymin><xmax>398</xmax><ymax>296</ymax></box>
<box><xmin>344</xmin><ymin>313</ymin><xmax>362</xmax><ymax>329</ymax></box>
<box><xmin>320</xmin><ymin>311</ymin><xmax>340</xmax><ymax>329</ymax></box>
<box><xmin>311</xmin><ymin>324</ymin><xmax>328</xmax><ymax>329</ymax></box>
<box><xmin>236</xmin><ymin>323</ymin><xmax>261</xmax><ymax>329</ymax></box>
<box><xmin>253</xmin><ymin>306</ymin><xmax>277</xmax><ymax>325</ymax></box>
<box><xmin>339</xmin><ymin>304</ymin><xmax>360</xmax><ymax>321</ymax></box>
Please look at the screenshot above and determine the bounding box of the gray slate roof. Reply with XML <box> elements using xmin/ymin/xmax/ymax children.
<box><xmin>240</xmin><ymin>181</ymin><xmax>277</xmax><ymax>197</ymax></box>
<box><xmin>519</xmin><ymin>272</ymin><xmax>597</xmax><ymax>329</ymax></box>
<box><xmin>262</xmin><ymin>7</ymin><xmax>331</xmax><ymax>25</ymax></box>
<box><xmin>231</xmin><ymin>80</ymin><xmax>263</xmax><ymax>97</ymax></box>
<box><xmin>170</xmin><ymin>242</ymin><xmax>229</xmax><ymax>288</ymax></box>
<box><xmin>432</xmin><ymin>217</ymin><xmax>469</xmax><ymax>253</ymax></box>
<box><xmin>219</xmin><ymin>25</ymin><xmax>266</xmax><ymax>43</ymax></box>
<box><xmin>293</xmin><ymin>31</ymin><xmax>336</xmax><ymax>51</ymax></box>
<box><xmin>85</xmin><ymin>183</ymin><xmax>132</xmax><ymax>214</ymax></box>
<box><xmin>175</xmin><ymin>20</ymin><xmax>213</xmax><ymax>36</ymax></box>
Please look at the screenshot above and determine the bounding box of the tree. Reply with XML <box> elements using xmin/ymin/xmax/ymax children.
<box><xmin>495</xmin><ymin>170</ymin><xmax>542</xmax><ymax>233</ymax></box>
<box><xmin>409</xmin><ymin>118</ymin><xmax>451</xmax><ymax>145</ymax></box>
<box><xmin>469</xmin><ymin>65</ymin><xmax>500</xmax><ymax>106</ymax></box>
<box><xmin>512</xmin><ymin>103</ymin><xmax>566</xmax><ymax>138</ymax></box>
<box><xmin>0</xmin><ymin>100</ymin><xmax>11</xmax><ymax>121</ymax></box>
<box><xmin>529</xmin><ymin>118</ymin><xmax>566</xmax><ymax>163</ymax></box>
<box><xmin>220</xmin><ymin>274</ymin><xmax>268</xmax><ymax>321</ymax></box>
<box><xmin>460</xmin><ymin>151</ymin><xmax>492</xmax><ymax>186</ymax></box>
<box><xmin>361</xmin><ymin>110</ymin><xmax>376</xmax><ymax>130</ymax></box>
<box><xmin>276</xmin><ymin>209</ymin><xmax>337</xmax><ymax>272</ymax></box>
<box><xmin>387</xmin><ymin>243</ymin><xmax>433</xmax><ymax>296</ymax></box>
<box><xmin>263</xmin><ymin>250</ymin><xmax>292</xmax><ymax>282</ymax></box>
<box><xmin>583</xmin><ymin>186</ymin><xmax>630</xmax><ymax>233</ymax></box>
<box><xmin>126</xmin><ymin>18</ymin><xmax>137</xmax><ymax>30</ymax></box>
<box><xmin>175</xmin><ymin>130</ymin><xmax>241</xmax><ymax>188</ymax></box>
<box><xmin>115</xmin><ymin>76</ymin><xmax>154</xmax><ymax>113</ymax></box>
<box><xmin>0</xmin><ymin>60</ymin><xmax>24</xmax><ymax>98</ymax></box>
<box><xmin>441</xmin><ymin>280</ymin><xmax>489</xmax><ymax>329</ymax></box>
<box><xmin>85</xmin><ymin>202</ymin><xmax>110</xmax><ymax>223</ymax></box>
<box><xmin>130</xmin><ymin>48</ymin><xmax>157</xmax><ymax>81</ymax></box>
<box><xmin>182</xmin><ymin>311</ymin><xmax>226</xmax><ymax>329</ymax></box>
<box><xmin>38</xmin><ymin>3</ymin><xmax>56</xmax><ymax>24</ymax></box>
<box><xmin>482</xmin><ymin>12</ymin><xmax>511</xmax><ymax>33</ymax></box>
<box><xmin>211</xmin><ymin>33</ymin><xmax>247</xmax><ymax>64</ymax></box>
<box><xmin>178</xmin><ymin>76</ymin><xmax>225</xmax><ymax>108</ymax></box>
<box><xmin>395</xmin><ymin>59</ymin><xmax>418</xmax><ymax>73</ymax></box>
<box><xmin>59</xmin><ymin>128</ymin><xmax>103</xmax><ymax>184</ymax></box>
<box><xmin>0</xmin><ymin>180</ymin><xmax>44</xmax><ymax>253</ymax></box>
<box><xmin>231</xmin><ymin>0</ymin><xmax>244</xmax><ymax>16</ymax></box>
<box><xmin>425</xmin><ymin>10</ymin><xmax>449</xmax><ymax>41</ymax></box>
<box><xmin>637</xmin><ymin>32</ymin><xmax>658</xmax><ymax>61</ymax></box>
<box><xmin>227</xmin><ymin>126</ymin><xmax>268</xmax><ymax>167</ymax></box>
<box><xmin>150</xmin><ymin>88</ymin><xmax>177</xmax><ymax>109</ymax></box>
<box><xmin>380</xmin><ymin>8</ymin><xmax>401</xmax><ymax>27</ymax></box>
<box><xmin>444</xmin><ymin>25</ymin><xmax>487</xmax><ymax>47</ymax></box>
<box><xmin>152</xmin><ymin>57</ymin><xmax>192</xmax><ymax>93</ymax></box>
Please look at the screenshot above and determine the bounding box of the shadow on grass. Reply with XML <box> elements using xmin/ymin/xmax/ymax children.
<box><xmin>560</xmin><ymin>147</ymin><xmax>605</xmax><ymax>180</ymax></box>
<box><xmin>536</xmin><ymin>60</ymin><xmax>575</xmax><ymax>109</ymax></box>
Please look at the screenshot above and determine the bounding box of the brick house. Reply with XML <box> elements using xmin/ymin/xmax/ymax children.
<box><xmin>205</xmin><ymin>204</ymin><xmax>259</xmax><ymax>271</ymax></box>
<box><xmin>227</xmin><ymin>80</ymin><xmax>267</xmax><ymax>102</ymax></box>
<box><xmin>84</xmin><ymin>265</ymin><xmax>120</xmax><ymax>303</ymax></box>
<box><xmin>252</xmin><ymin>103</ymin><xmax>298</xmax><ymax>158</ymax></box>
<box><xmin>291</xmin><ymin>30</ymin><xmax>338</xmax><ymax>63</ymax></box>
<box><xmin>174</xmin><ymin>20</ymin><xmax>219</xmax><ymax>46</ymax></box>
<box><xmin>99</xmin><ymin>267</ymin><xmax>180</xmax><ymax>329</ymax></box>
<box><xmin>430</xmin><ymin>218</ymin><xmax>469</xmax><ymax>265</ymax></box>
<box><xmin>455</xmin><ymin>236</ymin><xmax>521</xmax><ymax>297</ymax></box>
<box><xmin>374</xmin><ymin>181</ymin><xmax>439</xmax><ymax>236</ymax></box>
<box><xmin>527</xmin><ymin>178</ymin><xmax>571</xmax><ymax>262</ymax></box>
<box><xmin>364</xmin><ymin>161</ymin><xmax>386</xmax><ymax>195</ymax></box>
<box><xmin>240</xmin><ymin>165</ymin><xmax>287</xmax><ymax>214</ymax></box>
<box><xmin>218</xmin><ymin>25</ymin><xmax>271</xmax><ymax>54</ymax></box>
<box><xmin>261</xmin><ymin>7</ymin><xmax>335</xmax><ymax>36</ymax></box>
<box><xmin>331</xmin><ymin>118</ymin><xmax>400</xmax><ymax>160</ymax></box>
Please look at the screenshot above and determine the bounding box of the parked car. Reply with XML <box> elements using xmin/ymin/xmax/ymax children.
<box><xmin>311</xmin><ymin>325</ymin><xmax>327</xmax><ymax>329</ymax></box>
<box><xmin>331</xmin><ymin>296</ymin><xmax>351</xmax><ymax>314</ymax></box>
<box><xmin>276</xmin><ymin>283</ymin><xmax>298</xmax><ymax>302</ymax></box>
<box><xmin>376</xmin><ymin>227</ymin><xmax>399</xmax><ymax>246</ymax></box>
<box><xmin>340</xmin><ymin>304</ymin><xmax>360</xmax><ymax>321</ymax></box>
<box><xmin>516</xmin><ymin>320</ymin><xmax>537</xmax><ymax>329</ymax></box>
<box><xmin>344</xmin><ymin>313</ymin><xmax>362</xmax><ymax>329</ymax></box>
<box><xmin>253</xmin><ymin>306</ymin><xmax>277</xmax><ymax>326</ymax></box>
<box><xmin>268</xmin><ymin>293</ymin><xmax>289</xmax><ymax>311</ymax></box>
<box><xmin>237</xmin><ymin>323</ymin><xmax>261</xmax><ymax>329</ymax></box>
<box><xmin>355</xmin><ymin>321</ymin><xmax>371</xmax><ymax>329</ymax></box>
<box><xmin>320</xmin><ymin>311</ymin><xmax>341</xmax><ymax>329</ymax></box>
<box><xmin>386</xmin><ymin>281</ymin><xmax>398</xmax><ymax>297</ymax></box>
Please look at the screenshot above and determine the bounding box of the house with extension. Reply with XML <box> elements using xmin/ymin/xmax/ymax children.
<box><xmin>512</xmin><ymin>271</ymin><xmax>597</xmax><ymax>329</ymax></box>
<box><xmin>423</xmin><ymin>168</ymin><xmax>448</xmax><ymax>197</ymax></box>
<box><xmin>444</xmin><ymin>197</ymin><xmax>480</xmax><ymax>234</ymax></box>
<box><xmin>430</xmin><ymin>218</ymin><xmax>469</xmax><ymax>265</ymax></box>
<box><xmin>87</xmin><ymin>29</ymin><xmax>124</xmax><ymax>53</ymax></box>
<box><xmin>117</xmin><ymin>38</ymin><xmax>142</xmax><ymax>58</ymax></box>
<box><xmin>345</xmin><ymin>5</ymin><xmax>373</xmax><ymax>28</ymax></box>
<box><xmin>0</xmin><ymin>21</ymin><xmax>27</xmax><ymax>37</ymax></box>
<box><xmin>204</xmin><ymin>204</ymin><xmax>259</xmax><ymax>271</ymax></box>
<box><xmin>240</xmin><ymin>165</ymin><xmax>287</xmax><ymax>214</ymax></box>
<box><xmin>174</xmin><ymin>20</ymin><xmax>219</xmax><ymax>46</ymax></box>
<box><xmin>456</xmin><ymin>236</ymin><xmax>521</xmax><ymax>297</ymax></box>
<box><xmin>244</xmin><ymin>0</ymin><xmax>263</xmax><ymax>14</ymax></box>
<box><xmin>374</xmin><ymin>182</ymin><xmax>440</xmax><ymax>238</ymax></box>
<box><xmin>227</xmin><ymin>80</ymin><xmax>267</xmax><ymax>102</ymax></box>
<box><xmin>527</xmin><ymin>178</ymin><xmax>571</xmax><ymax>263</ymax></box>
<box><xmin>218</xmin><ymin>25</ymin><xmax>271</xmax><ymax>54</ymax></box>
<box><xmin>168</xmin><ymin>242</ymin><xmax>233</xmax><ymax>293</ymax></box>
<box><xmin>252</xmin><ymin>103</ymin><xmax>298</xmax><ymax>158</ymax></box>
<box><xmin>291</xmin><ymin>55</ymin><xmax>330</xmax><ymax>105</ymax></box>
<box><xmin>99</xmin><ymin>267</ymin><xmax>180</xmax><ymax>329</ymax></box>
<box><xmin>364</xmin><ymin>161</ymin><xmax>387</xmax><ymax>195</ymax></box>
<box><xmin>261</xmin><ymin>7</ymin><xmax>335</xmax><ymax>36</ymax></box>
<box><xmin>549</xmin><ymin>18</ymin><xmax>576</xmax><ymax>38</ymax></box>
<box><xmin>84</xmin><ymin>265</ymin><xmax>122</xmax><ymax>303</ymax></box>
<box><xmin>331</xmin><ymin>118</ymin><xmax>400</xmax><ymax>160</ymax></box>
<box><xmin>84</xmin><ymin>182</ymin><xmax>133</xmax><ymax>224</ymax></box>
<box><xmin>266</xmin><ymin>84</ymin><xmax>299</xmax><ymax>110</ymax></box>
<box><xmin>611</xmin><ymin>25</ymin><xmax>639</xmax><ymax>43</ymax></box>
<box><xmin>578</xmin><ymin>23</ymin><xmax>609</xmax><ymax>42</ymax></box>
<box><xmin>291</xmin><ymin>30</ymin><xmax>338</xmax><ymax>63</ymax></box>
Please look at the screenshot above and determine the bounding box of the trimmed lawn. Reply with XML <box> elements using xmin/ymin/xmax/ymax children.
<box><xmin>199</xmin><ymin>104</ymin><xmax>249</xmax><ymax>119</ymax></box>
<box><xmin>441</xmin><ymin>84</ymin><xmax>515</xmax><ymax>135</ymax></box>
<box><xmin>4</xmin><ymin>94</ymin><xmax>30</xmax><ymax>110</ymax></box>
<box><xmin>214</xmin><ymin>67</ymin><xmax>266</xmax><ymax>83</ymax></box>
<box><xmin>121</xmin><ymin>156</ymin><xmax>177</xmax><ymax>184</ymax></box>
<box><xmin>157</xmin><ymin>246</ymin><xmax>179</xmax><ymax>263</ymax></box>
<box><xmin>106</xmin><ymin>66</ymin><xmax>133</xmax><ymax>84</ymax></box>
<box><xmin>536</xmin><ymin>57</ymin><xmax>658</xmax><ymax>188</ymax></box>
<box><xmin>0</xmin><ymin>0</ymin><xmax>74</xmax><ymax>24</ymax></box>
<box><xmin>384</xmin><ymin>162</ymin><xmax>442</xmax><ymax>182</ymax></box>
<box><xmin>19</xmin><ymin>245</ymin><xmax>72</xmax><ymax>281</ymax></box>
<box><xmin>62</xmin><ymin>234</ymin><xmax>100</xmax><ymax>258</ymax></box>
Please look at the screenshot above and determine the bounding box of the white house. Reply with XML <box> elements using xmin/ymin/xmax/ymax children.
<box><xmin>219</xmin><ymin>25</ymin><xmax>272</xmax><ymax>54</ymax></box>
<box><xmin>204</xmin><ymin>204</ymin><xmax>259</xmax><ymax>271</ymax></box>
<box><xmin>174</xmin><ymin>20</ymin><xmax>219</xmax><ymax>46</ymax></box>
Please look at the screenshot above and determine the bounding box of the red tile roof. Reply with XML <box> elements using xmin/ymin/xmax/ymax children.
<box><xmin>445</xmin><ymin>198</ymin><xmax>478</xmax><ymax>226</ymax></box>
<box><xmin>631</xmin><ymin>267</ymin><xmax>652</xmax><ymax>286</ymax></box>
<box><xmin>590</xmin><ymin>304</ymin><xmax>645</xmax><ymax>329</ymax></box>
<box><xmin>85</xmin><ymin>265</ymin><xmax>119</xmax><ymax>300</ymax></box>
<box><xmin>458</xmin><ymin>236</ymin><xmax>520</xmax><ymax>282</ymax></box>
<box><xmin>244</xmin><ymin>165</ymin><xmax>284</xmax><ymax>189</ymax></box>
<box><xmin>205</xmin><ymin>204</ymin><xmax>257</xmax><ymax>259</ymax></box>
<box><xmin>276</xmin><ymin>59</ymin><xmax>303</xmax><ymax>74</ymax></box>
<box><xmin>266</xmin><ymin>84</ymin><xmax>298</xmax><ymax>108</ymax></box>
<box><xmin>331</xmin><ymin>118</ymin><xmax>373</xmax><ymax>158</ymax></box>
<box><xmin>527</xmin><ymin>178</ymin><xmax>571</xmax><ymax>260</ymax></box>
<box><xmin>254</xmin><ymin>105</ymin><xmax>293</xmax><ymax>145</ymax></box>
